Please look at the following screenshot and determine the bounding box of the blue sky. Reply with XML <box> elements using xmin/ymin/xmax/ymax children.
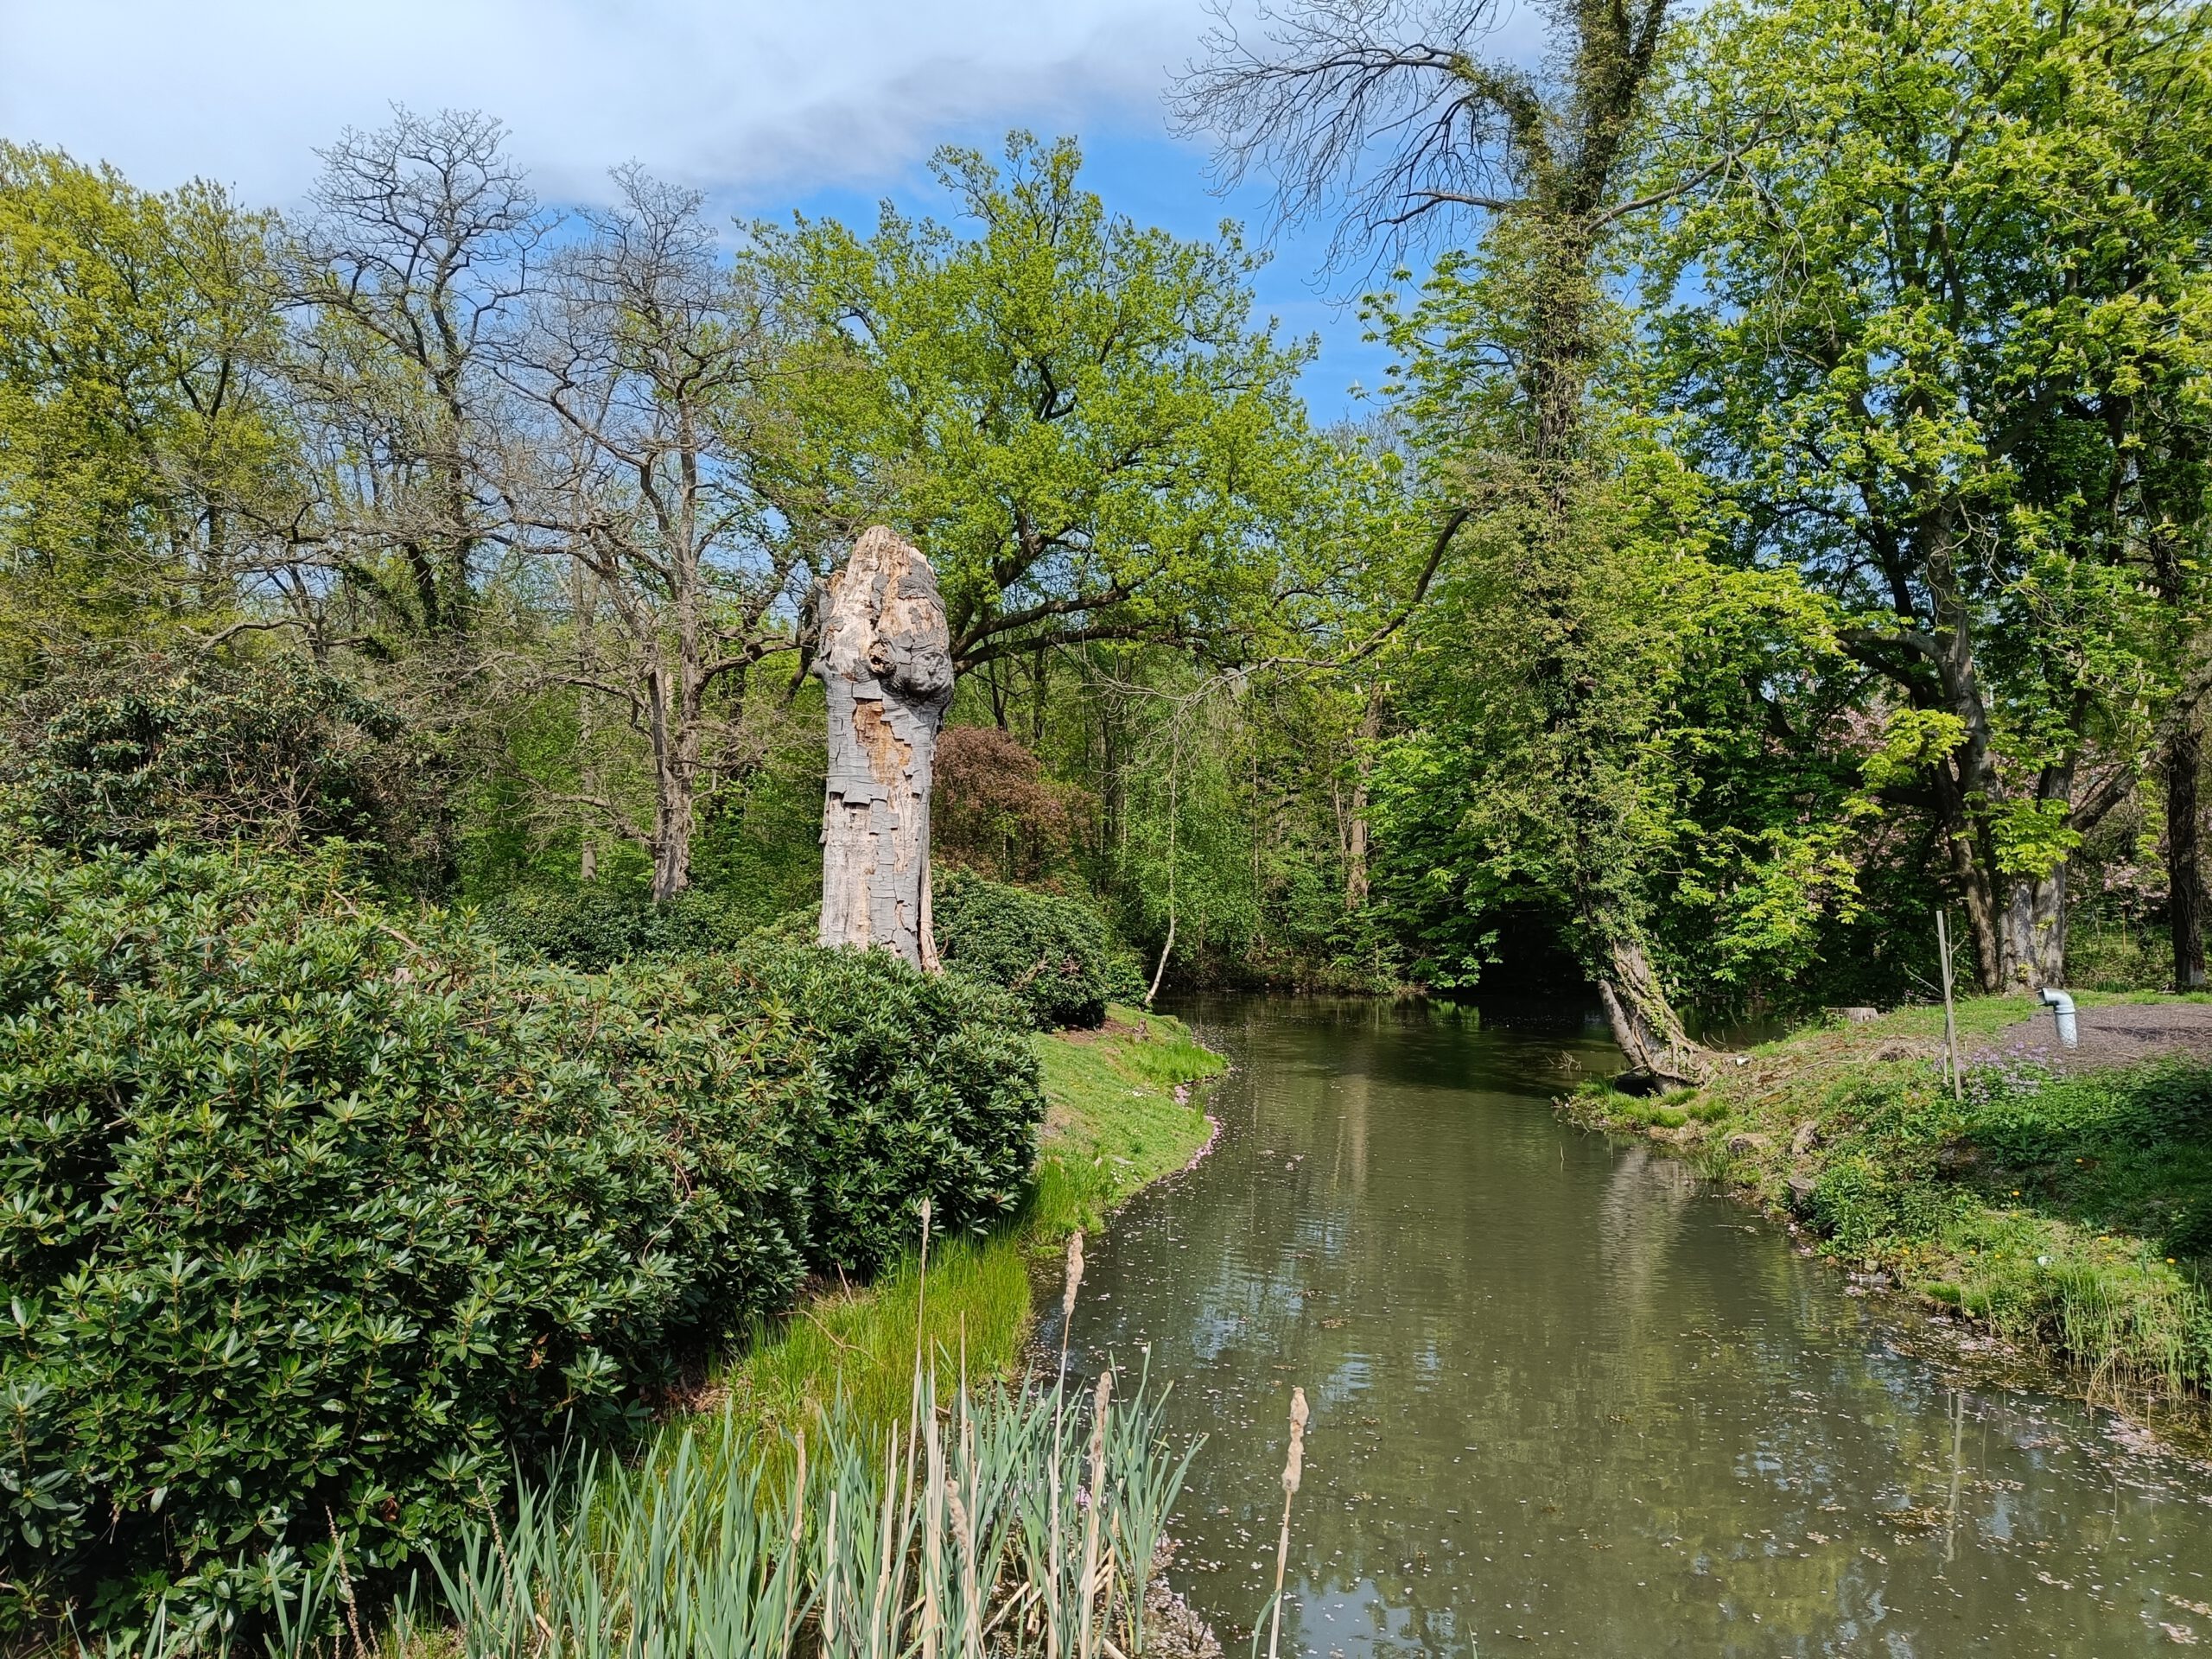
<box><xmin>0</xmin><ymin>0</ymin><xmax>1441</xmax><ymax>423</ymax></box>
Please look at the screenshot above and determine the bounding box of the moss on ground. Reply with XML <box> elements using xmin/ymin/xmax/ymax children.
<box><xmin>709</xmin><ymin>1006</ymin><xmax>1224</xmax><ymax>1443</ymax></box>
<box><xmin>1568</xmin><ymin>995</ymin><xmax>2212</xmax><ymax>1401</ymax></box>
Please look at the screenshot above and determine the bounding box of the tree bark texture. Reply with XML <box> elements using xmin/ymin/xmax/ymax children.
<box><xmin>2171</xmin><ymin>716</ymin><xmax>2208</xmax><ymax>988</ymax></box>
<box><xmin>817</xmin><ymin>527</ymin><xmax>957</xmax><ymax>968</ymax></box>
<box><xmin>1596</xmin><ymin>932</ymin><xmax>1706</xmax><ymax>1088</ymax></box>
<box><xmin>1344</xmin><ymin>690</ymin><xmax>1382</xmax><ymax>910</ymax></box>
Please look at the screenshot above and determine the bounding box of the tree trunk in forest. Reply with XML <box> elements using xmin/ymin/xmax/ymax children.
<box><xmin>2171</xmin><ymin>717</ymin><xmax>2208</xmax><ymax>988</ymax></box>
<box><xmin>1996</xmin><ymin>867</ymin><xmax>2067</xmax><ymax>990</ymax></box>
<box><xmin>816</xmin><ymin>527</ymin><xmax>957</xmax><ymax>968</ymax></box>
<box><xmin>1595</xmin><ymin>931</ymin><xmax>1706</xmax><ymax>1087</ymax></box>
<box><xmin>1344</xmin><ymin>690</ymin><xmax>1381</xmax><ymax>909</ymax></box>
<box><xmin>2149</xmin><ymin>443</ymin><xmax>2209</xmax><ymax>989</ymax></box>
<box><xmin>647</xmin><ymin>683</ymin><xmax>697</xmax><ymax>903</ymax></box>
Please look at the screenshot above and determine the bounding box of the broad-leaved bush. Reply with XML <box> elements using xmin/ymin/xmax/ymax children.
<box><xmin>0</xmin><ymin>844</ymin><xmax>1040</xmax><ymax>1637</ymax></box>
<box><xmin>932</xmin><ymin>869</ymin><xmax>1144</xmax><ymax>1030</ymax></box>
<box><xmin>480</xmin><ymin>881</ymin><xmax>752</xmax><ymax>971</ymax></box>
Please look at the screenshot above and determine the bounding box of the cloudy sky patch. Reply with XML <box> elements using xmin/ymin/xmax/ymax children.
<box><xmin>0</xmin><ymin>0</ymin><xmax>1206</xmax><ymax>205</ymax></box>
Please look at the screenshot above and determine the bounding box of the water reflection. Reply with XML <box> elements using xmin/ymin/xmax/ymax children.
<box><xmin>1039</xmin><ymin>997</ymin><xmax>2212</xmax><ymax>1657</ymax></box>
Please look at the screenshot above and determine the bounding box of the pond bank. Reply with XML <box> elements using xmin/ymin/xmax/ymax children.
<box><xmin>704</xmin><ymin>1006</ymin><xmax>1225</xmax><ymax>1444</ymax></box>
<box><xmin>1567</xmin><ymin>992</ymin><xmax>2212</xmax><ymax>1409</ymax></box>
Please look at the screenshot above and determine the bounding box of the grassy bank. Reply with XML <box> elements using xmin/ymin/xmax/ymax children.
<box><xmin>1568</xmin><ymin>995</ymin><xmax>2212</xmax><ymax>1401</ymax></box>
<box><xmin>712</xmin><ymin>1007</ymin><xmax>1225</xmax><ymax>1443</ymax></box>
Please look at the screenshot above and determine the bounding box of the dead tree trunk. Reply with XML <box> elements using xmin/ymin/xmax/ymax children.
<box><xmin>817</xmin><ymin>527</ymin><xmax>957</xmax><ymax>968</ymax></box>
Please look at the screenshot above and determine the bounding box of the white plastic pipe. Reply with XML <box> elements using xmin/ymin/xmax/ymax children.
<box><xmin>2039</xmin><ymin>987</ymin><xmax>2078</xmax><ymax>1048</ymax></box>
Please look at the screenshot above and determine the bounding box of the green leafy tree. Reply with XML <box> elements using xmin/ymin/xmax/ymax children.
<box><xmin>0</xmin><ymin>144</ymin><xmax>291</xmax><ymax>673</ymax></box>
<box><xmin>1646</xmin><ymin>0</ymin><xmax>2212</xmax><ymax>990</ymax></box>
<box><xmin>751</xmin><ymin>133</ymin><xmax>1332</xmax><ymax>671</ymax></box>
<box><xmin>1178</xmin><ymin>0</ymin><xmax>1713</xmax><ymax>1078</ymax></box>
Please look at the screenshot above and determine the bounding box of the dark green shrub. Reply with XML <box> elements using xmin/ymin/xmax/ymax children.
<box><xmin>0</xmin><ymin>844</ymin><xmax>1041</xmax><ymax>1637</ymax></box>
<box><xmin>696</xmin><ymin>942</ymin><xmax>1042</xmax><ymax>1270</ymax></box>
<box><xmin>931</xmin><ymin>869</ymin><xmax>1143</xmax><ymax>1030</ymax></box>
<box><xmin>482</xmin><ymin>881</ymin><xmax>751</xmax><ymax>970</ymax></box>
<box><xmin>6</xmin><ymin>650</ymin><xmax>442</xmax><ymax>882</ymax></box>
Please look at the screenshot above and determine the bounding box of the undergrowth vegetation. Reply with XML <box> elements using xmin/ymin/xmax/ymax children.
<box><xmin>1568</xmin><ymin>999</ymin><xmax>2212</xmax><ymax>1399</ymax></box>
<box><xmin>932</xmin><ymin>871</ymin><xmax>1147</xmax><ymax>1031</ymax></box>
<box><xmin>0</xmin><ymin>842</ymin><xmax>1042</xmax><ymax>1638</ymax></box>
<box><xmin>714</xmin><ymin>1007</ymin><xmax>1224</xmax><ymax>1454</ymax></box>
<box><xmin>480</xmin><ymin>881</ymin><xmax>757</xmax><ymax>970</ymax></box>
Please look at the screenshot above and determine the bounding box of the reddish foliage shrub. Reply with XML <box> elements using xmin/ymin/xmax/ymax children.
<box><xmin>933</xmin><ymin>726</ymin><xmax>1086</xmax><ymax>880</ymax></box>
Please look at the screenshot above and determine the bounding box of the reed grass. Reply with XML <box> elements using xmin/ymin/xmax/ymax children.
<box><xmin>260</xmin><ymin>1222</ymin><xmax>1209</xmax><ymax>1659</ymax></box>
<box><xmin>267</xmin><ymin>1367</ymin><xmax>1198</xmax><ymax>1659</ymax></box>
<box><xmin>1258</xmin><ymin>1389</ymin><xmax>1306</xmax><ymax>1659</ymax></box>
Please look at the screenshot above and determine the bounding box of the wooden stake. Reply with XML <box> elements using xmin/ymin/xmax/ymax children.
<box><xmin>1936</xmin><ymin>909</ymin><xmax>1962</xmax><ymax>1101</ymax></box>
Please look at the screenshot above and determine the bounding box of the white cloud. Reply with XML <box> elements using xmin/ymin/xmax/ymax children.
<box><xmin>0</xmin><ymin>0</ymin><xmax>1204</xmax><ymax>206</ymax></box>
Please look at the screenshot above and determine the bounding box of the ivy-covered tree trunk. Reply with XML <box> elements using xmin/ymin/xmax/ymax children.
<box><xmin>816</xmin><ymin>527</ymin><xmax>957</xmax><ymax>968</ymax></box>
<box><xmin>1597</xmin><ymin>933</ymin><xmax>1702</xmax><ymax>1088</ymax></box>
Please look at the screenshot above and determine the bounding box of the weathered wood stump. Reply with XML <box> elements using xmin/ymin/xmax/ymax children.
<box><xmin>815</xmin><ymin>526</ymin><xmax>956</xmax><ymax>968</ymax></box>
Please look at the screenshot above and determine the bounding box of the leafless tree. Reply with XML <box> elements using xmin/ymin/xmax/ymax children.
<box><xmin>1174</xmin><ymin>1</ymin><xmax>1540</xmax><ymax>270</ymax></box>
<box><xmin>1174</xmin><ymin>0</ymin><xmax>1674</xmax><ymax>456</ymax></box>
<box><xmin>506</xmin><ymin>168</ymin><xmax>819</xmax><ymax>899</ymax></box>
<box><xmin>283</xmin><ymin>107</ymin><xmax>546</xmax><ymax>643</ymax></box>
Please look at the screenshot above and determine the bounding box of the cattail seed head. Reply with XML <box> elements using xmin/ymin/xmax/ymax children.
<box><xmin>1062</xmin><ymin>1230</ymin><xmax>1085</xmax><ymax>1322</ymax></box>
<box><xmin>1282</xmin><ymin>1387</ymin><xmax>1308</xmax><ymax>1498</ymax></box>
<box><xmin>1088</xmin><ymin>1370</ymin><xmax>1114</xmax><ymax>1483</ymax></box>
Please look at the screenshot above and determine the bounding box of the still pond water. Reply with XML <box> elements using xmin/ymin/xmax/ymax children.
<box><xmin>1038</xmin><ymin>997</ymin><xmax>2212</xmax><ymax>1657</ymax></box>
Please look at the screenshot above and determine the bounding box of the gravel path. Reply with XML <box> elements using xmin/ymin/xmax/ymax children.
<box><xmin>1973</xmin><ymin>998</ymin><xmax>2212</xmax><ymax>1071</ymax></box>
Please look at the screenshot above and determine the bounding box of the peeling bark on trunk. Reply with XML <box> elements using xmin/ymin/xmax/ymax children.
<box><xmin>817</xmin><ymin>527</ymin><xmax>956</xmax><ymax>968</ymax></box>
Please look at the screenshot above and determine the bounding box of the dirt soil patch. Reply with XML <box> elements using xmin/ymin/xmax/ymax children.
<box><xmin>1974</xmin><ymin>999</ymin><xmax>2212</xmax><ymax>1071</ymax></box>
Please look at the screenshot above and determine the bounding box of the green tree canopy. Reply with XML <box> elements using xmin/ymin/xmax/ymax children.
<box><xmin>0</xmin><ymin>144</ymin><xmax>290</xmax><ymax>671</ymax></box>
<box><xmin>1644</xmin><ymin>0</ymin><xmax>2212</xmax><ymax>988</ymax></box>
<box><xmin>751</xmin><ymin>134</ymin><xmax>1342</xmax><ymax>670</ymax></box>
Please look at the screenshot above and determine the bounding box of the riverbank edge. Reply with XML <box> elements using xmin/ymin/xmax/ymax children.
<box><xmin>704</xmin><ymin>1005</ymin><xmax>1228</xmax><ymax>1440</ymax></box>
<box><xmin>1561</xmin><ymin>994</ymin><xmax>2212</xmax><ymax>1409</ymax></box>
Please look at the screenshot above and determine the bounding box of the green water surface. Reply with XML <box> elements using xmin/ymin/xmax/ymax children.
<box><xmin>1042</xmin><ymin>997</ymin><xmax>2212</xmax><ymax>1656</ymax></box>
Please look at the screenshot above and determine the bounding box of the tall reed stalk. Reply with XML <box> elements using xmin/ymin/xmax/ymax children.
<box><xmin>1261</xmin><ymin>1388</ymin><xmax>1308</xmax><ymax>1659</ymax></box>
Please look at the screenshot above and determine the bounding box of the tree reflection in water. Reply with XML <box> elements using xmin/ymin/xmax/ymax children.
<box><xmin>1036</xmin><ymin>996</ymin><xmax>2212</xmax><ymax>1658</ymax></box>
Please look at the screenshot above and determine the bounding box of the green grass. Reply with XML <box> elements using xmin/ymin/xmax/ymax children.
<box><xmin>1569</xmin><ymin>995</ymin><xmax>2212</xmax><ymax>1400</ymax></box>
<box><xmin>709</xmin><ymin>1007</ymin><xmax>1224</xmax><ymax>1446</ymax></box>
<box><xmin>1031</xmin><ymin>1006</ymin><xmax>1225</xmax><ymax>1236</ymax></box>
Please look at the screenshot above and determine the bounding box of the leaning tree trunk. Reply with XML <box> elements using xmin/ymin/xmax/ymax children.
<box><xmin>1596</xmin><ymin>931</ymin><xmax>1707</xmax><ymax>1089</ymax></box>
<box><xmin>816</xmin><ymin>526</ymin><xmax>956</xmax><ymax>968</ymax></box>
